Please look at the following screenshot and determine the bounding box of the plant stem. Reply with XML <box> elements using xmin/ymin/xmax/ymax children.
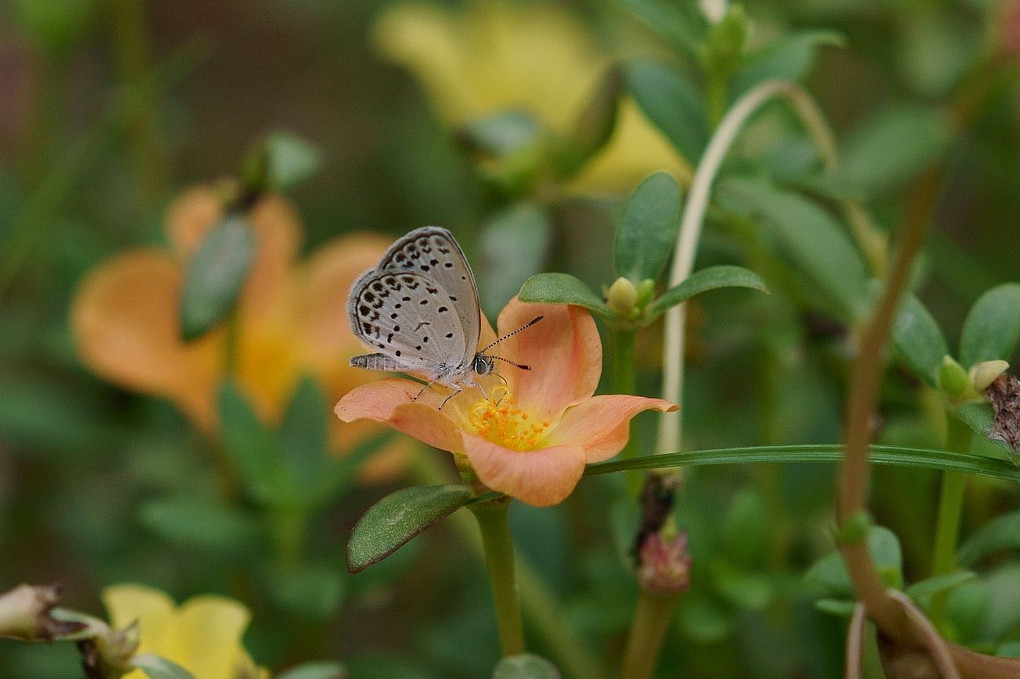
<box><xmin>470</xmin><ymin>500</ymin><xmax>526</xmax><ymax>656</ymax></box>
<box><xmin>929</xmin><ymin>416</ymin><xmax>973</xmax><ymax>628</ymax></box>
<box><xmin>620</xmin><ymin>592</ymin><xmax>680</xmax><ymax>679</ymax></box>
<box><xmin>657</xmin><ymin>80</ymin><xmax>840</xmax><ymax>455</ymax></box>
<box><xmin>411</xmin><ymin>454</ymin><xmax>608</xmax><ymax>679</ymax></box>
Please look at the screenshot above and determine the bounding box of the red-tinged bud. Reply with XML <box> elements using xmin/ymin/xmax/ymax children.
<box><xmin>636</xmin><ymin>529</ymin><xmax>691</xmax><ymax>595</ymax></box>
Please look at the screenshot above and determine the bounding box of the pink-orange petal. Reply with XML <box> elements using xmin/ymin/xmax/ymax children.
<box><xmin>549</xmin><ymin>395</ymin><xmax>678</xmax><ymax>462</ymax></box>
<box><xmin>335</xmin><ymin>379</ymin><xmax>465</xmax><ymax>454</ymax></box>
<box><xmin>294</xmin><ymin>234</ymin><xmax>392</xmax><ymax>367</ymax></box>
<box><xmin>495</xmin><ymin>299</ymin><xmax>601</xmax><ymax>421</ymax></box>
<box><xmin>71</xmin><ymin>249</ymin><xmax>221</xmax><ymax>427</ymax></box>
<box><xmin>460</xmin><ymin>433</ymin><xmax>587</xmax><ymax>507</ymax></box>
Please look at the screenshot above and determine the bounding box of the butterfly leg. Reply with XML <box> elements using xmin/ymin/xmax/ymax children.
<box><xmin>412</xmin><ymin>382</ymin><xmax>432</xmax><ymax>401</ymax></box>
<box><xmin>438</xmin><ymin>386</ymin><xmax>462</xmax><ymax>410</ymax></box>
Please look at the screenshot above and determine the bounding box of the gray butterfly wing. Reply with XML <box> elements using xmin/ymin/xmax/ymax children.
<box><xmin>347</xmin><ymin>268</ymin><xmax>474</xmax><ymax>383</ymax></box>
<box><xmin>373</xmin><ymin>226</ymin><xmax>481</xmax><ymax>367</ymax></box>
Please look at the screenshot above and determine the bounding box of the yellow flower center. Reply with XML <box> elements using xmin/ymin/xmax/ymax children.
<box><xmin>468</xmin><ymin>387</ymin><xmax>551</xmax><ymax>451</ymax></box>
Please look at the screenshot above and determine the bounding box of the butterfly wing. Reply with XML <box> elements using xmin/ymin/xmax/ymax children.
<box><xmin>374</xmin><ymin>226</ymin><xmax>481</xmax><ymax>368</ymax></box>
<box><xmin>347</xmin><ymin>268</ymin><xmax>474</xmax><ymax>383</ymax></box>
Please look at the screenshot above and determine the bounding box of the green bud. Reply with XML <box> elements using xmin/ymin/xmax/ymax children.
<box><xmin>835</xmin><ymin>510</ymin><xmax>872</xmax><ymax>544</ymax></box>
<box><xmin>970</xmin><ymin>360</ymin><xmax>1009</xmax><ymax>392</ymax></box>
<box><xmin>635</xmin><ymin>279</ymin><xmax>657</xmax><ymax>308</ymax></box>
<box><xmin>705</xmin><ymin>4</ymin><xmax>748</xmax><ymax>76</ymax></box>
<box><xmin>938</xmin><ymin>355</ymin><xmax>970</xmax><ymax>399</ymax></box>
<box><xmin>606</xmin><ymin>277</ymin><xmax>638</xmax><ymax>318</ymax></box>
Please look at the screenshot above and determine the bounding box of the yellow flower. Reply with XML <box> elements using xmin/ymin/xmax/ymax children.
<box><xmin>71</xmin><ymin>185</ymin><xmax>403</xmax><ymax>478</ymax></box>
<box><xmin>103</xmin><ymin>584</ymin><xmax>266</xmax><ymax>679</ymax></box>
<box><xmin>373</xmin><ymin>1</ymin><xmax>685</xmax><ymax>193</ymax></box>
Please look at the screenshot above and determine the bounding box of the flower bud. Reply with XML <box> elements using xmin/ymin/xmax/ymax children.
<box><xmin>969</xmin><ymin>359</ymin><xmax>1009</xmax><ymax>392</ymax></box>
<box><xmin>698</xmin><ymin>0</ymin><xmax>728</xmax><ymax>24</ymax></box>
<box><xmin>0</xmin><ymin>584</ymin><xmax>81</xmax><ymax>641</ymax></box>
<box><xmin>635</xmin><ymin>278</ymin><xmax>656</xmax><ymax>308</ymax></box>
<box><xmin>937</xmin><ymin>355</ymin><xmax>970</xmax><ymax>399</ymax></box>
<box><xmin>636</xmin><ymin>527</ymin><xmax>691</xmax><ymax>595</ymax></box>
<box><xmin>607</xmin><ymin>277</ymin><xmax>638</xmax><ymax>318</ymax></box>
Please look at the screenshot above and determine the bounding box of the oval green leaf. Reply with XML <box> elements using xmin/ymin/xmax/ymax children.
<box><xmin>492</xmin><ymin>654</ymin><xmax>562</xmax><ymax>679</ymax></box>
<box><xmin>954</xmin><ymin>401</ymin><xmax>1016</xmax><ymax>459</ymax></box>
<box><xmin>891</xmin><ymin>292</ymin><xmax>949</xmax><ymax>388</ymax></box>
<box><xmin>733</xmin><ymin>31</ymin><xmax>844</xmax><ymax>95</ymax></box>
<box><xmin>648</xmin><ymin>265</ymin><xmax>767</xmax><ymax>317</ymax></box>
<box><xmin>558</xmin><ymin>66</ymin><xmax>623</xmax><ymax>179</ymax></box>
<box><xmin>626</xmin><ymin>60</ymin><xmax>707</xmax><ymax>162</ymax></box>
<box><xmin>517</xmin><ymin>273</ymin><xmax>609</xmax><ymax>317</ymax></box>
<box><xmin>615</xmin><ymin>171</ymin><xmax>682</xmax><ymax>284</ymax></box>
<box><xmin>132</xmin><ymin>654</ymin><xmax>197</xmax><ymax>679</ymax></box>
<box><xmin>179</xmin><ymin>214</ymin><xmax>255</xmax><ymax>341</ymax></box>
<box><xmin>479</xmin><ymin>202</ymin><xmax>552</xmax><ymax>318</ymax></box>
<box><xmin>957</xmin><ymin>510</ymin><xmax>1020</xmax><ymax>567</ymax></box>
<box><xmin>960</xmin><ymin>282</ymin><xmax>1020</xmax><ymax>368</ymax></box>
<box><xmin>219</xmin><ymin>382</ymin><xmax>292</xmax><ymax>506</ymax></box>
<box><xmin>719</xmin><ymin>177</ymin><xmax>869</xmax><ymax>322</ymax></box>
<box><xmin>347</xmin><ymin>485</ymin><xmax>473</xmax><ymax>573</ymax></box>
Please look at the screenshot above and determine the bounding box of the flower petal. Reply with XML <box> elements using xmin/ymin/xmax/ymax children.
<box><xmin>171</xmin><ymin>595</ymin><xmax>252</xmax><ymax>679</ymax></box>
<box><xmin>294</xmin><ymin>233</ymin><xmax>391</xmax><ymax>381</ymax></box>
<box><xmin>335</xmin><ymin>379</ymin><xmax>465</xmax><ymax>454</ymax></box>
<box><xmin>461</xmin><ymin>433</ymin><xmax>587</xmax><ymax>506</ymax></box>
<box><xmin>494</xmin><ymin>299</ymin><xmax>601</xmax><ymax>421</ymax></box>
<box><xmin>70</xmin><ymin>250</ymin><xmax>221</xmax><ymax>429</ymax></box>
<box><xmin>102</xmin><ymin>584</ymin><xmax>176</xmax><ymax>656</ymax></box>
<box><xmin>548</xmin><ymin>395</ymin><xmax>678</xmax><ymax>462</ymax></box>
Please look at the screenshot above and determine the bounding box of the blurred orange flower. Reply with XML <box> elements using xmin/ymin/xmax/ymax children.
<box><xmin>71</xmin><ymin>186</ymin><xmax>396</xmax><ymax>472</ymax></box>
<box><xmin>335</xmin><ymin>299</ymin><xmax>677</xmax><ymax>506</ymax></box>
<box><xmin>373</xmin><ymin>1</ymin><xmax>687</xmax><ymax>193</ymax></box>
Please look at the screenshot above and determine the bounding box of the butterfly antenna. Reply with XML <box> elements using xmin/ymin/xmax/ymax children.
<box><xmin>480</xmin><ymin>315</ymin><xmax>544</xmax><ymax>353</ymax></box>
<box><xmin>492</xmin><ymin>355</ymin><xmax>531</xmax><ymax>371</ymax></box>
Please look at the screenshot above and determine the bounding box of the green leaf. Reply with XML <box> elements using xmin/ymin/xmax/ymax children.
<box><xmin>179</xmin><ymin>214</ymin><xmax>255</xmax><ymax>341</ymax></box>
<box><xmin>517</xmin><ymin>273</ymin><xmax>609</xmax><ymax>317</ymax></box>
<box><xmin>132</xmin><ymin>655</ymin><xmax>196</xmax><ymax>679</ymax></box>
<box><xmin>559</xmin><ymin>66</ymin><xmax>623</xmax><ymax>178</ymax></box>
<box><xmin>953</xmin><ymin>401</ymin><xmax>1016</xmax><ymax>457</ymax></box>
<box><xmin>275</xmin><ymin>662</ymin><xmax>349</xmax><ymax>679</ymax></box>
<box><xmin>805</xmin><ymin>526</ymin><xmax>903</xmax><ymax>598</ymax></box>
<box><xmin>583</xmin><ymin>444</ymin><xmax>1020</xmax><ymax>484</ymax></box>
<box><xmin>835</xmin><ymin>106</ymin><xmax>952</xmax><ymax>197</ymax></box>
<box><xmin>492</xmin><ymin>654</ymin><xmax>561</xmax><ymax>679</ymax></box>
<box><xmin>719</xmin><ymin>177</ymin><xmax>869</xmax><ymax>322</ymax></box>
<box><xmin>626</xmin><ymin>60</ymin><xmax>708</xmax><ymax>162</ymax></box>
<box><xmin>479</xmin><ymin>203</ymin><xmax>552</xmax><ymax>318</ymax></box>
<box><xmin>280</xmin><ymin>376</ymin><xmax>330</xmax><ymax>497</ymax></box>
<box><xmin>615</xmin><ymin>171</ymin><xmax>682</xmax><ymax>283</ymax></box>
<box><xmin>219</xmin><ymin>383</ymin><xmax>293</xmax><ymax>506</ymax></box>
<box><xmin>733</xmin><ymin>31</ymin><xmax>844</xmax><ymax>94</ymax></box>
<box><xmin>138</xmin><ymin>497</ymin><xmax>262</xmax><ymax>554</ymax></box>
<box><xmin>648</xmin><ymin>265</ymin><xmax>768</xmax><ymax>317</ymax></box>
<box><xmin>458</xmin><ymin>110</ymin><xmax>543</xmax><ymax>158</ymax></box>
<box><xmin>960</xmin><ymin>283</ymin><xmax>1020</xmax><ymax>368</ymax></box>
<box><xmin>814</xmin><ymin>598</ymin><xmax>857</xmax><ymax>617</ymax></box>
<box><xmin>244</xmin><ymin>131</ymin><xmax>323</xmax><ymax>192</ymax></box>
<box><xmin>617</xmin><ymin>0</ymin><xmax>706</xmax><ymax>59</ymax></box>
<box><xmin>890</xmin><ymin>292</ymin><xmax>949</xmax><ymax>387</ymax></box>
<box><xmin>905</xmin><ymin>571</ymin><xmax>977</xmax><ymax>601</ymax></box>
<box><xmin>269</xmin><ymin>566</ymin><xmax>345</xmax><ymax>619</ymax></box>
<box><xmin>957</xmin><ymin>510</ymin><xmax>1020</xmax><ymax>567</ymax></box>
<box><xmin>347</xmin><ymin>485</ymin><xmax>473</xmax><ymax>573</ymax></box>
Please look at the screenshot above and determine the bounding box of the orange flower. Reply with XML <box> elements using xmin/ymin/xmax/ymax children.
<box><xmin>335</xmin><ymin>298</ymin><xmax>677</xmax><ymax>506</ymax></box>
<box><xmin>71</xmin><ymin>185</ymin><xmax>397</xmax><ymax>473</ymax></box>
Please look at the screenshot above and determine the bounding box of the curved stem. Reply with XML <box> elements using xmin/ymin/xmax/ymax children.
<box><xmin>929</xmin><ymin>415</ymin><xmax>973</xmax><ymax>628</ymax></box>
<box><xmin>657</xmin><ymin>81</ymin><xmax>840</xmax><ymax>454</ymax></box>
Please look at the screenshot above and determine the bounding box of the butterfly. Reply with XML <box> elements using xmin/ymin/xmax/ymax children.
<box><xmin>347</xmin><ymin>226</ymin><xmax>540</xmax><ymax>406</ymax></box>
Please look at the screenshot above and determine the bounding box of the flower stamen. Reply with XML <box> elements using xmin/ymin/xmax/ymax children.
<box><xmin>469</xmin><ymin>388</ymin><xmax>550</xmax><ymax>451</ymax></box>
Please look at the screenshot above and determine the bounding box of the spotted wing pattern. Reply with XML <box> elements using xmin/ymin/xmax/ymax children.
<box><xmin>346</xmin><ymin>227</ymin><xmax>480</xmax><ymax>385</ymax></box>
